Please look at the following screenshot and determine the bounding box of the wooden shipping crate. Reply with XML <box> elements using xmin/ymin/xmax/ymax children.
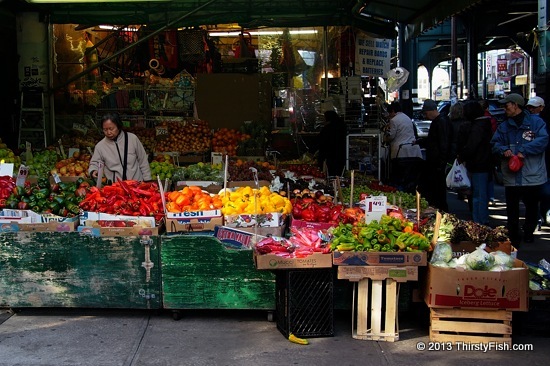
<box><xmin>429</xmin><ymin>308</ymin><xmax>512</xmax><ymax>346</ymax></box>
<box><xmin>352</xmin><ymin>278</ymin><xmax>400</xmax><ymax>342</ymax></box>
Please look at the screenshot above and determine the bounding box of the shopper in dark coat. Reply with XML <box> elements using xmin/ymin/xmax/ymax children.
<box><xmin>459</xmin><ymin>101</ymin><xmax>494</xmax><ymax>225</ymax></box>
<box><xmin>318</xmin><ymin>110</ymin><xmax>347</xmax><ymax>177</ymax></box>
<box><xmin>417</xmin><ymin>99</ymin><xmax>452</xmax><ymax>211</ymax></box>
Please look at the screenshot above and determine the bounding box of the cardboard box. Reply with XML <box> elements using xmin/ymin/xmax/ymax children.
<box><xmin>166</xmin><ymin>216</ymin><xmax>223</xmax><ymax>233</ymax></box>
<box><xmin>451</xmin><ymin>241</ymin><xmax>513</xmax><ymax>257</ymax></box>
<box><xmin>224</xmin><ymin>212</ymin><xmax>287</xmax><ymax>228</ymax></box>
<box><xmin>337</xmin><ymin>266</ymin><xmax>418</xmax><ymax>282</ymax></box>
<box><xmin>227</xmin><ymin>180</ymin><xmax>271</xmax><ymax>188</ymax></box>
<box><xmin>290</xmin><ymin>217</ymin><xmax>336</xmax><ymax>231</ymax></box>
<box><xmin>254</xmin><ymin>251</ymin><xmax>333</xmax><ymax>270</ymax></box>
<box><xmin>175</xmin><ymin>181</ymin><xmax>222</xmax><ymax>194</ymax></box>
<box><xmin>214</xmin><ymin>226</ymin><xmax>266</xmax><ymax>249</ymax></box>
<box><xmin>423</xmin><ymin>260</ymin><xmax>529</xmax><ymax>311</ymax></box>
<box><xmin>230</xmin><ymin>226</ymin><xmax>285</xmax><ymax>237</ymax></box>
<box><xmin>80</xmin><ymin>212</ymin><xmax>157</xmax><ymax>228</ymax></box>
<box><xmin>166</xmin><ymin>209</ymin><xmax>221</xmax><ymax>220</ymax></box>
<box><xmin>0</xmin><ymin>210</ymin><xmax>78</xmax><ymax>232</ymax></box>
<box><xmin>78</xmin><ymin>225</ymin><xmax>163</xmax><ymax>237</ymax></box>
<box><xmin>333</xmin><ymin>251</ymin><xmax>427</xmax><ymax>266</ymax></box>
<box><xmin>0</xmin><ymin>209</ymin><xmax>42</xmax><ymax>224</ymax></box>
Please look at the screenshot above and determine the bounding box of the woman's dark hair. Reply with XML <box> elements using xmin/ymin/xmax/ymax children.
<box><xmin>101</xmin><ymin>112</ymin><xmax>123</xmax><ymax>130</ymax></box>
<box><xmin>324</xmin><ymin>110</ymin><xmax>340</xmax><ymax>123</ymax></box>
<box><xmin>387</xmin><ymin>101</ymin><xmax>402</xmax><ymax>113</ymax></box>
<box><xmin>463</xmin><ymin>100</ymin><xmax>485</xmax><ymax>121</ymax></box>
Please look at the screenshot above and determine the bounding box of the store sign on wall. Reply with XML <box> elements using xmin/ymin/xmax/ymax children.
<box><xmin>354</xmin><ymin>34</ymin><xmax>392</xmax><ymax>77</ymax></box>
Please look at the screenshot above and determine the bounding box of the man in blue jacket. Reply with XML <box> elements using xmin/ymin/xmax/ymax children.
<box><xmin>492</xmin><ymin>93</ymin><xmax>549</xmax><ymax>246</ymax></box>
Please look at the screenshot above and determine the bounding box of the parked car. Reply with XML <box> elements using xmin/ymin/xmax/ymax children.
<box><xmin>412</xmin><ymin>105</ymin><xmax>430</xmax><ymax>138</ymax></box>
<box><xmin>438</xmin><ymin>99</ymin><xmax>505</xmax><ymax>122</ymax></box>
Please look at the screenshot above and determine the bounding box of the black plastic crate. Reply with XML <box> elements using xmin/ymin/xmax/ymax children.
<box><xmin>275</xmin><ymin>268</ymin><xmax>334</xmax><ymax>338</ymax></box>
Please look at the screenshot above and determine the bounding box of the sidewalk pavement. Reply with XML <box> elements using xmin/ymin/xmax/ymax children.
<box><xmin>0</xmin><ymin>183</ymin><xmax>548</xmax><ymax>366</ymax></box>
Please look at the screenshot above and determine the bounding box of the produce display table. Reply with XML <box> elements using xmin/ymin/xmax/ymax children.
<box><xmin>161</xmin><ymin>235</ymin><xmax>276</xmax><ymax>315</ymax></box>
<box><xmin>0</xmin><ymin>232</ymin><xmax>161</xmax><ymax>309</ymax></box>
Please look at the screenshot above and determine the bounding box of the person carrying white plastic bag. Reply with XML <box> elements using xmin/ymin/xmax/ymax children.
<box><xmin>446</xmin><ymin>159</ymin><xmax>471</xmax><ymax>189</ymax></box>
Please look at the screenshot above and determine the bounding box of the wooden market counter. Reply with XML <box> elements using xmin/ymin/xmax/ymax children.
<box><xmin>0</xmin><ymin>232</ymin><xmax>362</xmax><ymax>313</ymax></box>
<box><xmin>0</xmin><ymin>232</ymin><xmax>276</xmax><ymax>311</ymax></box>
<box><xmin>0</xmin><ymin>232</ymin><xmax>161</xmax><ymax>309</ymax></box>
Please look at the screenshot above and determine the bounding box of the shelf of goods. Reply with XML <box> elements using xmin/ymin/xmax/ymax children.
<box><xmin>0</xmin><ymin>232</ymin><xmax>161</xmax><ymax>309</ymax></box>
<box><xmin>146</xmin><ymin>86</ymin><xmax>194</xmax><ymax>116</ymax></box>
<box><xmin>346</xmin><ymin>131</ymin><xmax>381</xmax><ymax>179</ymax></box>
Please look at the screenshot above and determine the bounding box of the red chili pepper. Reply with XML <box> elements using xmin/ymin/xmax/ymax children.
<box><xmin>116</xmin><ymin>178</ymin><xmax>135</xmax><ymax>199</ymax></box>
<box><xmin>131</xmin><ymin>188</ymin><xmax>154</xmax><ymax>197</ymax></box>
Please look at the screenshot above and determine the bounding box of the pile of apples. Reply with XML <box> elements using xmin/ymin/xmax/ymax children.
<box><xmin>51</xmin><ymin>151</ymin><xmax>91</xmax><ymax>177</ymax></box>
<box><xmin>155</xmin><ymin>119</ymin><xmax>211</xmax><ymax>153</ymax></box>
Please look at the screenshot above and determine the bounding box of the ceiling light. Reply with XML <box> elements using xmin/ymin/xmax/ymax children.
<box><xmin>27</xmin><ymin>0</ymin><xmax>170</xmax><ymax>3</ymax></box>
<box><xmin>485</xmin><ymin>37</ymin><xmax>496</xmax><ymax>46</ymax></box>
<box><xmin>209</xmin><ymin>30</ymin><xmax>318</xmax><ymax>37</ymax></box>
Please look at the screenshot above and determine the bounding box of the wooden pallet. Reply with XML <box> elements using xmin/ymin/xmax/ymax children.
<box><xmin>352</xmin><ymin>278</ymin><xmax>399</xmax><ymax>342</ymax></box>
<box><xmin>430</xmin><ymin>308</ymin><xmax>512</xmax><ymax>345</ymax></box>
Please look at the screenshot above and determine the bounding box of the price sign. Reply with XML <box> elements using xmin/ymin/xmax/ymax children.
<box><xmin>155</xmin><ymin>126</ymin><xmax>169</xmax><ymax>140</ymax></box>
<box><xmin>16</xmin><ymin>165</ymin><xmax>29</xmax><ymax>187</ymax></box>
<box><xmin>52</xmin><ymin>172</ymin><xmax>61</xmax><ymax>184</ymax></box>
<box><xmin>363</xmin><ymin>195</ymin><xmax>387</xmax><ymax>223</ymax></box>
<box><xmin>72</xmin><ymin>122</ymin><xmax>88</xmax><ymax>135</ymax></box>
<box><xmin>0</xmin><ymin>163</ymin><xmax>14</xmax><ymax>177</ymax></box>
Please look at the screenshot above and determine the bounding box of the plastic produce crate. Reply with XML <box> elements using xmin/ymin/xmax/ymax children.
<box><xmin>275</xmin><ymin>268</ymin><xmax>334</xmax><ymax>338</ymax></box>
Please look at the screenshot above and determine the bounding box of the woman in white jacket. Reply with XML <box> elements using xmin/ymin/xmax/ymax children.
<box><xmin>89</xmin><ymin>112</ymin><xmax>152</xmax><ymax>182</ymax></box>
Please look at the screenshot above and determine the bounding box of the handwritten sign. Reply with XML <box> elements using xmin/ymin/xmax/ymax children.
<box><xmin>155</xmin><ymin>126</ymin><xmax>169</xmax><ymax>140</ymax></box>
<box><xmin>16</xmin><ymin>165</ymin><xmax>29</xmax><ymax>187</ymax></box>
<box><xmin>363</xmin><ymin>195</ymin><xmax>387</xmax><ymax>223</ymax></box>
<box><xmin>355</xmin><ymin>33</ymin><xmax>392</xmax><ymax>77</ymax></box>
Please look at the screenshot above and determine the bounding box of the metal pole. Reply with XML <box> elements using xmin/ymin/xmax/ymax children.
<box><xmin>450</xmin><ymin>16</ymin><xmax>458</xmax><ymax>104</ymax></box>
<box><xmin>323</xmin><ymin>26</ymin><xmax>329</xmax><ymax>100</ymax></box>
<box><xmin>55</xmin><ymin>0</ymin><xmax>218</xmax><ymax>91</ymax></box>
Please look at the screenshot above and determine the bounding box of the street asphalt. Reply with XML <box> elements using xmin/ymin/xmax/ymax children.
<box><xmin>0</xmin><ymin>183</ymin><xmax>548</xmax><ymax>366</ymax></box>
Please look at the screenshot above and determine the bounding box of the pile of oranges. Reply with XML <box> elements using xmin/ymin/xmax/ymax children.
<box><xmin>212</xmin><ymin>128</ymin><xmax>250</xmax><ymax>156</ymax></box>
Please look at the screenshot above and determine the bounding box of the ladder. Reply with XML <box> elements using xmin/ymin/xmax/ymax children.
<box><xmin>18</xmin><ymin>88</ymin><xmax>48</xmax><ymax>149</ymax></box>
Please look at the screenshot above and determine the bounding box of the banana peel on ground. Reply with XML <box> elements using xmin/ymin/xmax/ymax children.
<box><xmin>288</xmin><ymin>333</ymin><xmax>309</xmax><ymax>345</ymax></box>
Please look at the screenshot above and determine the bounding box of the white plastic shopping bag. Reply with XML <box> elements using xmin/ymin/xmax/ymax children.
<box><xmin>446</xmin><ymin>159</ymin><xmax>471</xmax><ymax>189</ymax></box>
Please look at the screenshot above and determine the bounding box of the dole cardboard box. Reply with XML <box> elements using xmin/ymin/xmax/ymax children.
<box><xmin>337</xmin><ymin>266</ymin><xmax>419</xmax><ymax>282</ymax></box>
<box><xmin>423</xmin><ymin>259</ymin><xmax>529</xmax><ymax>311</ymax></box>
<box><xmin>224</xmin><ymin>212</ymin><xmax>287</xmax><ymax>228</ymax></box>
<box><xmin>214</xmin><ymin>225</ymin><xmax>266</xmax><ymax>249</ymax></box>
<box><xmin>290</xmin><ymin>217</ymin><xmax>336</xmax><ymax>231</ymax></box>
<box><xmin>167</xmin><ymin>216</ymin><xmax>223</xmax><ymax>233</ymax></box>
<box><xmin>254</xmin><ymin>251</ymin><xmax>333</xmax><ymax>270</ymax></box>
<box><xmin>333</xmin><ymin>251</ymin><xmax>427</xmax><ymax>266</ymax></box>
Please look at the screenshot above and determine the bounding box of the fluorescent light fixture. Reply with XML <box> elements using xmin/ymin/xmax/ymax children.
<box><xmin>99</xmin><ymin>25</ymin><xmax>140</xmax><ymax>32</ymax></box>
<box><xmin>27</xmin><ymin>0</ymin><xmax>170</xmax><ymax>3</ymax></box>
<box><xmin>209</xmin><ymin>30</ymin><xmax>318</xmax><ymax>37</ymax></box>
<box><xmin>485</xmin><ymin>37</ymin><xmax>496</xmax><ymax>46</ymax></box>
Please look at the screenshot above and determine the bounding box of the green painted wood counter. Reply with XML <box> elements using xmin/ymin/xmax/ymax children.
<box><xmin>0</xmin><ymin>232</ymin><xmax>161</xmax><ymax>309</ymax></box>
<box><xmin>161</xmin><ymin>235</ymin><xmax>275</xmax><ymax>310</ymax></box>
